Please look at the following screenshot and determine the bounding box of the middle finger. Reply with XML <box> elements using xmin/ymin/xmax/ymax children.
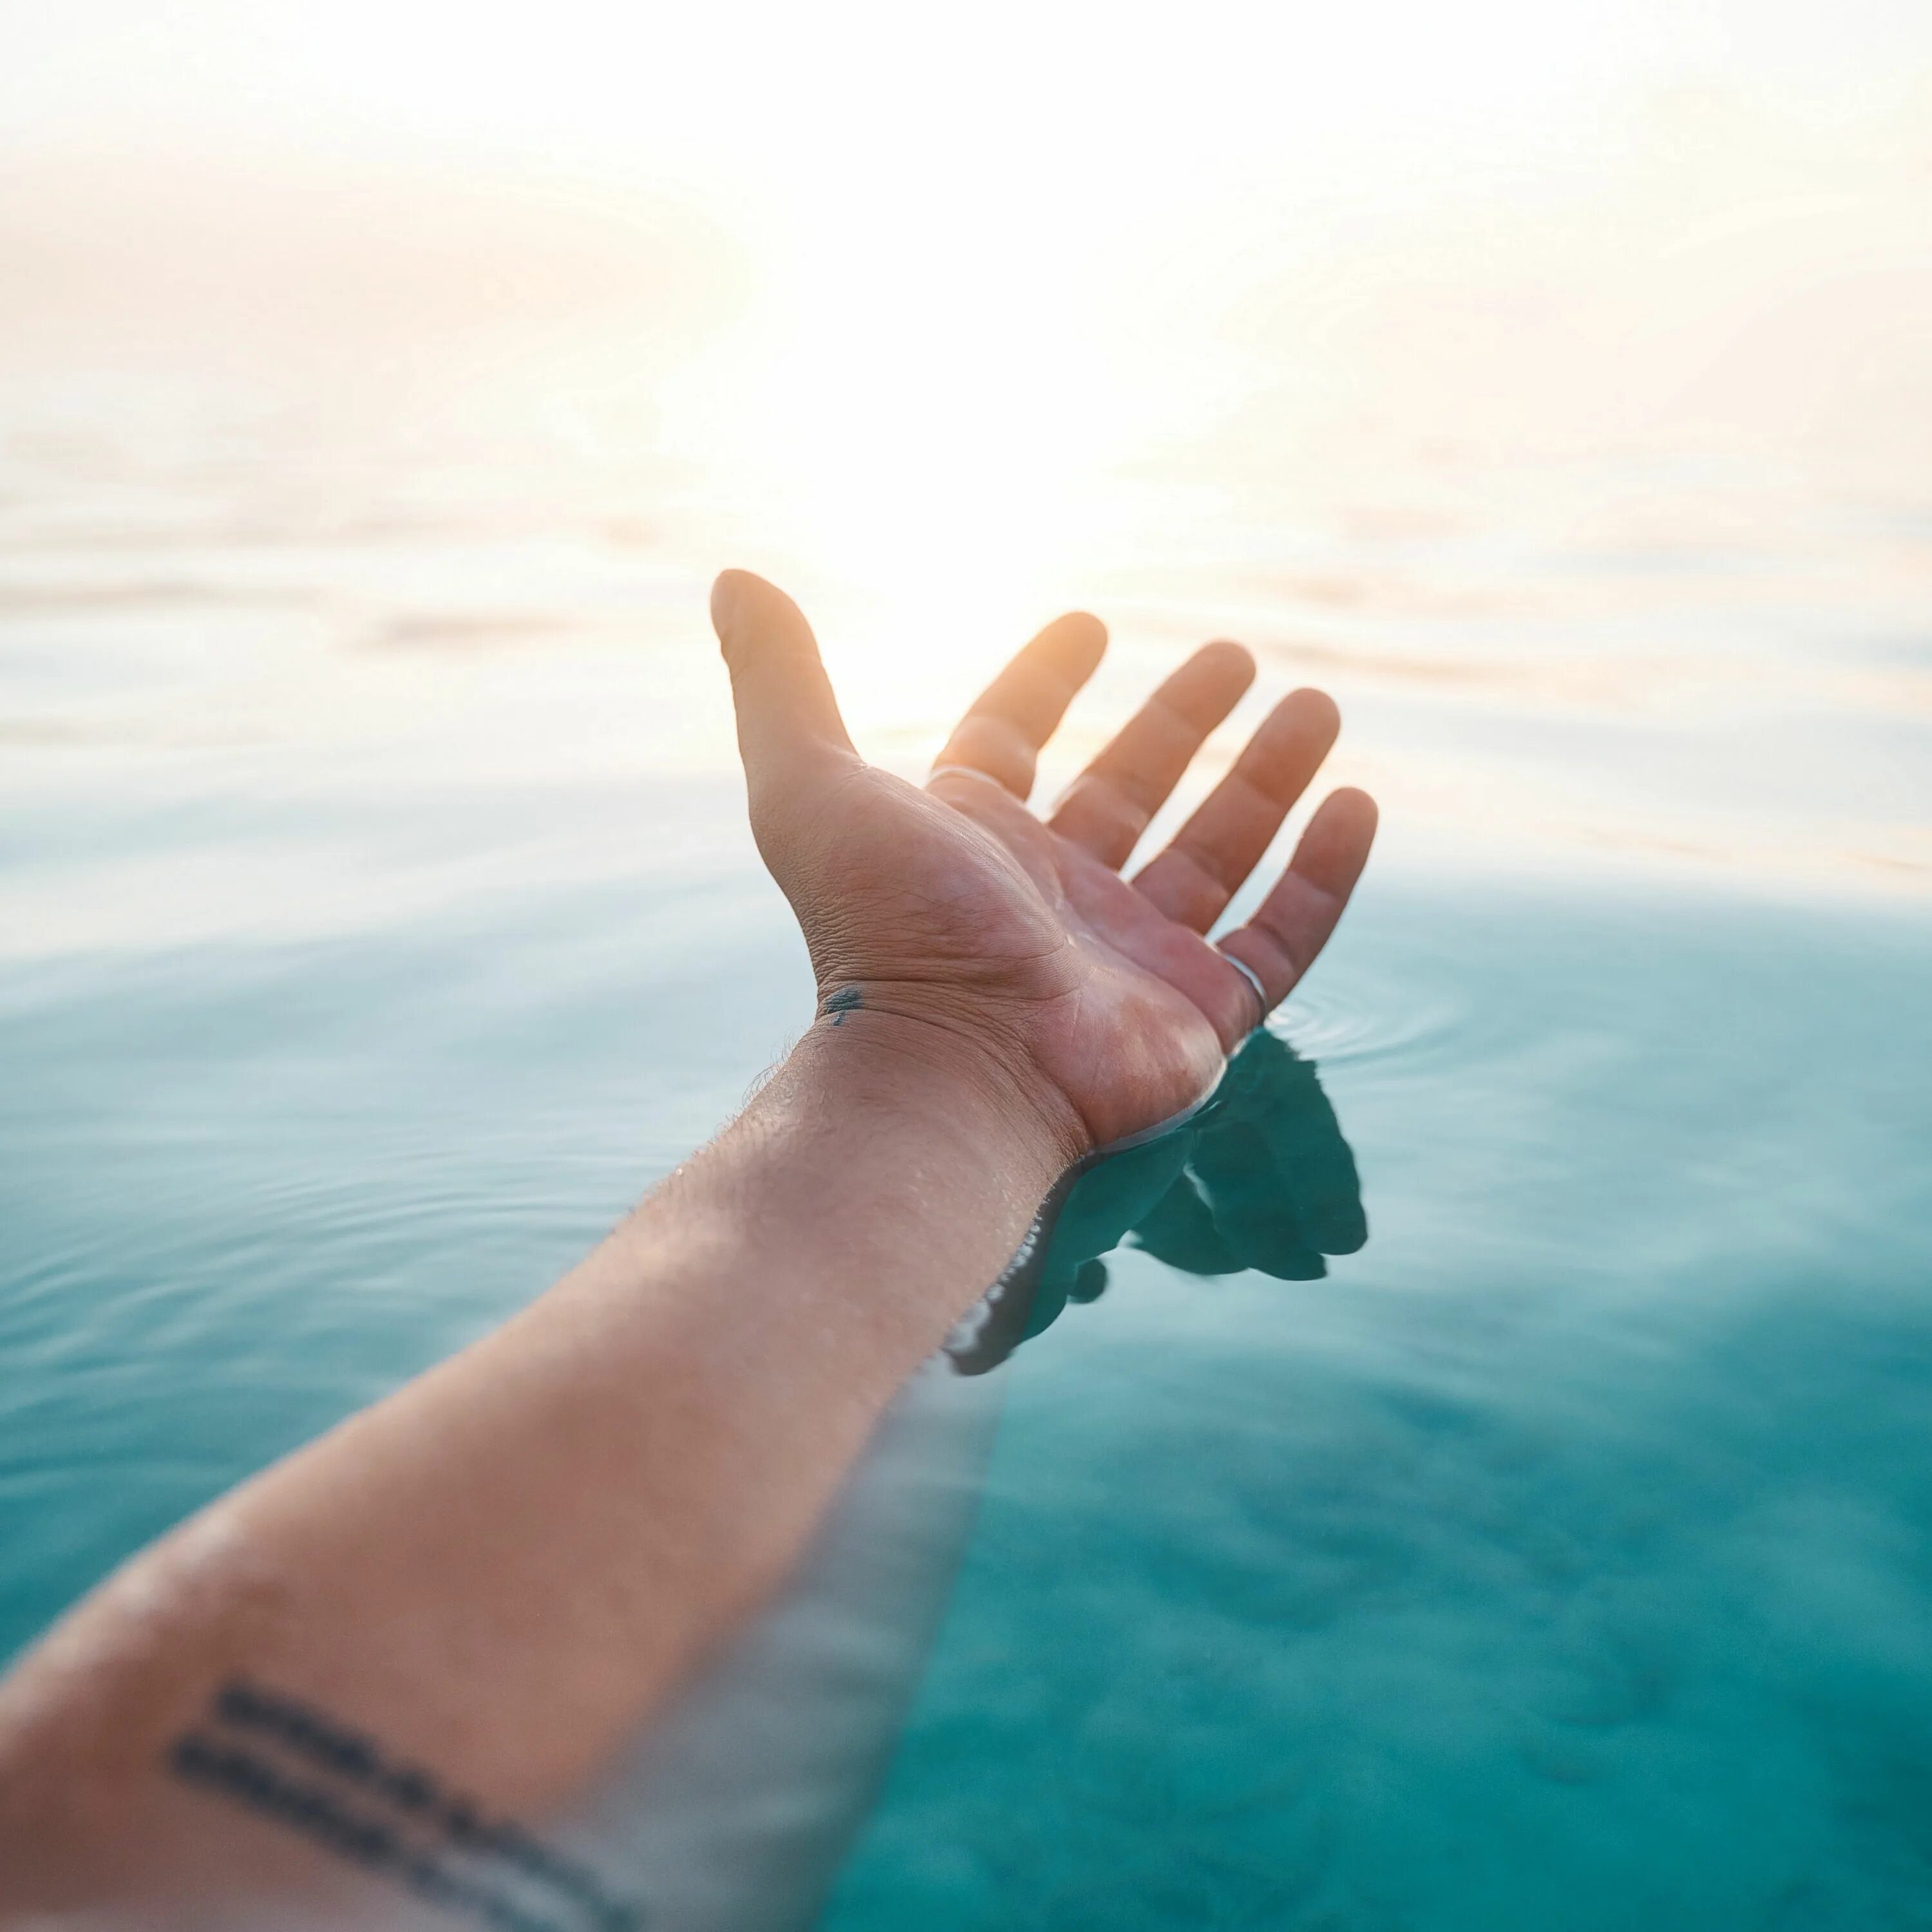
<box><xmin>1046</xmin><ymin>641</ymin><xmax>1254</xmax><ymax>868</ymax></box>
<box><xmin>1132</xmin><ymin>687</ymin><xmax>1340</xmax><ymax>931</ymax></box>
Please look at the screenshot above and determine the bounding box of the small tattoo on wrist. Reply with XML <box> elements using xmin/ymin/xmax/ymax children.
<box><xmin>824</xmin><ymin>987</ymin><xmax>863</xmax><ymax>1027</ymax></box>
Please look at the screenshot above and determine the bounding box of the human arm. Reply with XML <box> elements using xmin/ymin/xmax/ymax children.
<box><xmin>0</xmin><ymin>573</ymin><xmax>1375</xmax><ymax>1922</ymax></box>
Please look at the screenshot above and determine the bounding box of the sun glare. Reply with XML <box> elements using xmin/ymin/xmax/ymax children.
<box><xmin>5</xmin><ymin>0</ymin><xmax>1929</xmax><ymax>853</ymax></box>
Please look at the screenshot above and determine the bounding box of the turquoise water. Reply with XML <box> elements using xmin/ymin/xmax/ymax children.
<box><xmin>5</xmin><ymin>829</ymin><xmax>1931</xmax><ymax>1924</ymax></box>
<box><xmin>829</xmin><ymin>881</ymin><xmax>1932</xmax><ymax>1930</ymax></box>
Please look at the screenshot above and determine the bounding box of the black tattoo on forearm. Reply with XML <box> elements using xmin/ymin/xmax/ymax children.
<box><xmin>166</xmin><ymin>1680</ymin><xmax>643</xmax><ymax>1932</ymax></box>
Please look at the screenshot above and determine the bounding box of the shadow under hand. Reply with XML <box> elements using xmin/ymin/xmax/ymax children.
<box><xmin>946</xmin><ymin>1030</ymin><xmax>1367</xmax><ymax>1376</ymax></box>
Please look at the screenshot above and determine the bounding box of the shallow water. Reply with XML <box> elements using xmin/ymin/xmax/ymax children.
<box><xmin>5</xmin><ymin>815</ymin><xmax>1931</xmax><ymax>1924</ymax></box>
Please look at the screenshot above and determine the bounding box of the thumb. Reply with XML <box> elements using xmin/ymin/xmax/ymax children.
<box><xmin>710</xmin><ymin>570</ymin><xmax>856</xmax><ymax>791</ymax></box>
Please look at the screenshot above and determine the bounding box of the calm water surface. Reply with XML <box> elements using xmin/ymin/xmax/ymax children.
<box><xmin>3</xmin><ymin>388</ymin><xmax>1931</xmax><ymax>1927</ymax></box>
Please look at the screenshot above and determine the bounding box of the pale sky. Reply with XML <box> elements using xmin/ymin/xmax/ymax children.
<box><xmin>4</xmin><ymin>0</ymin><xmax>1929</xmax><ymax>909</ymax></box>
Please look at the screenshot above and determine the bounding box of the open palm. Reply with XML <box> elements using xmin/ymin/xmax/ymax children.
<box><xmin>713</xmin><ymin>571</ymin><xmax>1377</xmax><ymax>1153</ymax></box>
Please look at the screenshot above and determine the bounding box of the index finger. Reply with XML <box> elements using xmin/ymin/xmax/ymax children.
<box><xmin>931</xmin><ymin>612</ymin><xmax>1108</xmax><ymax>800</ymax></box>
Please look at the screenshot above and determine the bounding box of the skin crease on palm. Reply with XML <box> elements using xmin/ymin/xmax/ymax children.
<box><xmin>713</xmin><ymin>569</ymin><xmax>1380</xmax><ymax>1156</ymax></box>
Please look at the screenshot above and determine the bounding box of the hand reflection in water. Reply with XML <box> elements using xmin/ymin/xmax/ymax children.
<box><xmin>947</xmin><ymin>1027</ymin><xmax>1365</xmax><ymax>1374</ymax></box>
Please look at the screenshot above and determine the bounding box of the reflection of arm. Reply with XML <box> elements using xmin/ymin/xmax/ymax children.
<box><xmin>1172</xmin><ymin>1034</ymin><xmax>1366</xmax><ymax>1280</ymax></box>
<box><xmin>578</xmin><ymin>1358</ymin><xmax>1005</xmax><ymax>1932</ymax></box>
<box><xmin>959</xmin><ymin>1032</ymin><xmax>1369</xmax><ymax>1369</ymax></box>
<box><xmin>0</xmin><ymin>1018</ymin><xmax>1072</xmax><ymax>1922</ymax></box>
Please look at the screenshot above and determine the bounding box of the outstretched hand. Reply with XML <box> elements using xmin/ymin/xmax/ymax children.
<box><xmin>712</xmin><ymin>571</ymin><xmax>1376</xmax><ymax>1158</ymax></box>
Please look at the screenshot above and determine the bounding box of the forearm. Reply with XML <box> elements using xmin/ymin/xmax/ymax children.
<box><xmin>0</xmin><ymin>1014</ymin><xmax>1078</xmax><ymax>1913</ymax></box>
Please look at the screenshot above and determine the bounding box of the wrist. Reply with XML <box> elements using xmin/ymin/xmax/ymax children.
<box><xmin>627</xmin><ymin>1001</ymin><xmax>1090</xmax><ymax>1350</ymax></box>
<box><xmin>790</xmin><ymin>992</ymin><xmax>1092</xmax><ymax>1181</ymax></box>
